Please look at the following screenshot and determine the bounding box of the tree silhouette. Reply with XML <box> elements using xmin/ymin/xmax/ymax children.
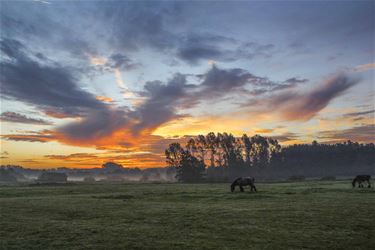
<box><xmin>165</xmin><ymin>133</ymin><xmax>374</xmax><ymax>182</ymax></box>
<box><xmin>165</xmin><ymin>142</ymin><xmax>205</xmax><ymax>182</ymax></box>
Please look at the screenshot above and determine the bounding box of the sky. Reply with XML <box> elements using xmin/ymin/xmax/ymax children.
<box><xmin>0</xmin><ymin>0</ymin><xmax>374</xmax><ymax>169</ymax></box>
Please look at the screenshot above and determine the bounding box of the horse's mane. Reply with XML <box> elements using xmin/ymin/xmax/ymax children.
<box><xmin>231</xmin><ymin>177</ymin><xmax>242</xmax><ymax>187</ymax></box>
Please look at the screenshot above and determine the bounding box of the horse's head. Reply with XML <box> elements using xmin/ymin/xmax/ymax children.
<box><xmin>230</xmin><ymin>184</ymin><xmax>235</xmax><ymax>192</ymax></box>
<box><xmin>352</xmin><ymin>178</ymin><xmax>357</xmax><ymax>188</ymax></box>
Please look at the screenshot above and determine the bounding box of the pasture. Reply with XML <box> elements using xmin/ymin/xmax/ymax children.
<box><xmin>0</xmin><ymin>181</ymin><xmax>374</xmax><ymax>249</ymax></box>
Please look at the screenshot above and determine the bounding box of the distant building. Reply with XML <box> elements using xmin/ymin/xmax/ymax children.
<box><xmin>37</xmin><ymin>172</ymin><xmax>67</xmax><ymax>183</ymax></box>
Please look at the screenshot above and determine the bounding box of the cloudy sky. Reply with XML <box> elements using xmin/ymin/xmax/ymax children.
<box><xmin>0</xmin><ymin>0</ymin><xmax>374</xmax><ymax>168</ymax></box>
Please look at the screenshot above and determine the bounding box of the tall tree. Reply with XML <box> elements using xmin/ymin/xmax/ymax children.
<box><xmin>241</xmin><ymin>134</ymin><xmax>252</xmax><ymax>166</ymax></box>
<box><xmin>206</xmin><ymin>132</ymin><xmax>217</xmax><ymax>167</ymax></box>
<box><xmin>196</xmin><ymin>135</ymin><xmax>207</xmax><ymax>162</ymax></box>
<box><xmin>165</xmin><ymin>142</ymin><xmax>205</xmax><ymax>182</ymax></box>
<box><xmin>165</xmin><ymin>143</ymin><xmax>184</xmax><ymax>168</ymax></box>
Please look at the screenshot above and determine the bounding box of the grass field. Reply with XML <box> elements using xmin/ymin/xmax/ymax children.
<box><xmin>0</xmin><ymin>181</ymin><xmax>374</xmax><ymax>249</ymax></box>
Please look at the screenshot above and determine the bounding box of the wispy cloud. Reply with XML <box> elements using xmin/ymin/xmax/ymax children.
<box><xmin>0</xmin><ymin>112</ymin><xmax>52</xmax><ymax>125</ymax></box>
<box><xmin>343</xmin><ymin>109</ymin><xmax>375</xmax><ymax>118</ymax></box>
<box><xmin>354</xmin><ymin>63</ymin><xmax>375</xmax><ymax>72</ymax></box>
<box><xmin>319</xmin><ymin>125</ymin><xmax>375</xmax><ymax>143</ymax></box>
<box><xmin>2</xmin><ymin>130</ymin><xmax>55</xmax><ymax>143</ymax></box>
<box><xmin>243</xmin><ymin>72</ymin><xmax>360</xmax><ymax>121</ymax></box>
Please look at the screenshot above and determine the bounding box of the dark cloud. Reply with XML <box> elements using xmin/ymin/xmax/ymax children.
<box><xmin>278</xmin><ymin>73</ymin><xmax>359</xmax><ymax>120</ymax></box>
<box><xmin>0</xmin><ymin>38</ymin><xmax>25</xmax><ymax>59</ymax></box>
<box><xmin>1</xmin><ymin>1</ymin><xmax>276</xmax><ymax>66</ymax></box>
<box><xmin>196</xmin><ymin>65</ymin><xmax>306</xmax><ymax>101</ymax></box>
<box><xmin>200</xmin><ymin>66</ymin><xmax>253</xmax><ymax>90</ymax></box>
<box><xmin>343</xmin><ymin>109</ymin><xmax>375</xmax><ymax>118</ymax></box>
<box><xmin>0</xmin><ymin>39</ymin><xmax>133</xmax><ymax>142</ymax></box>
<box><xmin>132</xmin><ymin>65</ymin><xmax>295</xmax><ymax>134</ymax></box>
<box><xmin>133</xmin><ymin>74</ymin><xmax>192</xmax><ymax>133</ymax></box>
<box><xmin>283</xmin><ymin>77</ymin><xmax>308</xmax><ymax>85</ymax></box>
<box><xmin>177</xmin><ymin>33</ymin><xmax>236</xmax><ymax>64</ymax></box>
<box><xmin>177</xmin><ymin>34</ymin><xmax>275</xmax><ymax>64</ymax></box>
<box><xmin>133</xmin><ymin>65</ymin><xmax>311</xmax><ymax>134</ymax></box>
<box><xmin>0</xmin><ymin>39</ymin><xmax>102</xmax><ymax>118</ymax></box>
<box><xmin>108</xmin><ymin>53</ymin><xmax>138</xmax><ymax>70</ymax></box>
<box><xmin>0</xmin><ymin>3</ymin><xmax>94</xmax><ymax>59</ymax></box>
<box><xmin>245</xmin><ymin>73</ymin><xmax>360</xmax><ymax>121</ymax></box>
<box><xmin>99</xmin><ymin>2</ymin><xmax>275</xmax><ymax>64</ymax></box>
<box><xmin>105</xmin><ymin>1</ymin><xmax>181</xmax><ymax>51</ymax></box>
<box><xmin>270</xmin><ymin>132</ymin><xmax>299</xmax><ymax>143</ymax></box>
<box><xmin>91</xmin><ymin>53</ymin><xmax>139</xmax><ymax>74</ymax></box>
<box><xmin>0</xmin><ymin>112</ymin><xmax>52</xmax><ymax>125</ymax></box>
<box><xmin>131</xmin><ymin>65</ymin><xmax>309</xmax><ymax>135</ymax></box>
<box><xmin>2</xmin><ymin>130</ymin><xmax>55</xmax><ymax>143</ymax></box>
<box><xmin>178</xmin><ymin>46</ymin><xmax>225</xmax><ymax>64</ymax></box>
<box><xmin>0</xmin><ymin>38</ymin><xmax>192</xmax><ymax>143</ymax></box>
<box><xmin>319</xmin><ymin>125</ymin><xmax>375</xmax><ymax>143</ymax></box>
<box><xmin>45</xmin><ymin>153</ymin><xmax>98</xmax><ymax>161</ymax></box>
<box><xmin>57</xmin><ymin>108</ymin><xmax>131</xmax><ymax>142</ymax></box>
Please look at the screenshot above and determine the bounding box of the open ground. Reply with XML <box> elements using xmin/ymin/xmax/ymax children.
<box><xmin>1</xmin><ymin>181</ymin><xmax>374</xmax><ymax>249</ymax></box>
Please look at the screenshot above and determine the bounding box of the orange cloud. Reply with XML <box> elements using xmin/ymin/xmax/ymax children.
<box><xmin>96</xmin><ymin>95</ymin><xmax>114</xmax><ymax>103</ymax></box>
<box><xmin>44</xmin><ymin>110</ymin><xmax>77</xmax><ymax>118</ymax></box>
<box><xmin>88</xmin><ymin>55</ymin><xmax>107</xmax><ymax>66</ymax></box>
<box><xmin>254</xmin><ymin>128</ymin><xmax>274</xmax><ymax>133</ymax></box>
<box><xmin>2</xmin><ymin>130</ymin><xmax>55</xmax><ymax>143</ymax></box>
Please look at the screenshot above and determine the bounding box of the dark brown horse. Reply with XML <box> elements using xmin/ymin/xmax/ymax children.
<box><xmin>352</xmin><ymin>175</ymin><xmax>371</xmax><ymax>188</ymax></box>
<box><xmin>231</xmin><ymin>177</ymin><xmax>257</xmax><ymax>192</ymax></box>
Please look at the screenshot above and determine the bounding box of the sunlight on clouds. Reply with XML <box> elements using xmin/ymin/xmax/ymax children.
<box><xmin>88</xmin><ymin>55</ymin><xmax>107</xmax><ymax>66</ymax></box>
<box><xmin>153</xmin><ymin>113</ymin><xmax>271</xmax><ymax>138</ymax></box>
<box><xmin>354</xmin><ymin>63</ymin><xmax>375</xmax><ymax>72</ymax></box>
<box><xmin>113</xmin><ymin>68</ymin><xmax>142</xmax><ymax>106</ymax></box>
<box><xmin>96</xmin><ymin>95</ymin><xmax>114</xmax><ymax>103</ymax></box>
<box><xmin>114</xmin><ymin>68</ymin><xmax>126</xmax><ymax>88</ymax></box>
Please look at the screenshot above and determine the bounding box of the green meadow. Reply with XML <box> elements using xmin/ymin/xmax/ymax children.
<box><xmin>1</xmin><ymin>181</ymin><xmax>374</xmax><ymax>250</ymax></box>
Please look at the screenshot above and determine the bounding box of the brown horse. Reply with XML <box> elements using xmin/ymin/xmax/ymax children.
<box><xmin>231</xmin><ymin>177</ymin><xmax>257</xmax><ymax>192</ymax></box>
<box><xmin>352</xmin><ymin>175</ymin><xmax>371</xmax><ymax>188</ymax></box>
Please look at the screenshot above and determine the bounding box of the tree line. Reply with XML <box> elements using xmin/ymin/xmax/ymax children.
<box><xmin>165</xmin><ymin>132</ymin><xmax>375</xmax><ymax>182</ymax></box>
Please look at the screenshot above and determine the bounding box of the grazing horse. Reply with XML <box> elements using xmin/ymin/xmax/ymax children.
<box><xmin>231</xmin><ymin>177</ymin><xmax>257</xmax><ymax>192</ymax></box>
<box><xmin>352</xmin><ymin>175</ymin><xmax>371</xmax><ymax>188</ymax></box>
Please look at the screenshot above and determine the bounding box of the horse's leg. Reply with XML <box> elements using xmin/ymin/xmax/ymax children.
<box><xmin>240</xmin><ymin>185</ymin><xmax>244</xmax><ymax>192</ymax></box>
<box><xmin>251</xmin><ymin>184</ymin><xmax>257</xmax><ymax>192</ymax></box>
<box><xmin>368</xmin><ymin>180</ymin><xmax>371</xmax><ymax>188</ymax></box>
